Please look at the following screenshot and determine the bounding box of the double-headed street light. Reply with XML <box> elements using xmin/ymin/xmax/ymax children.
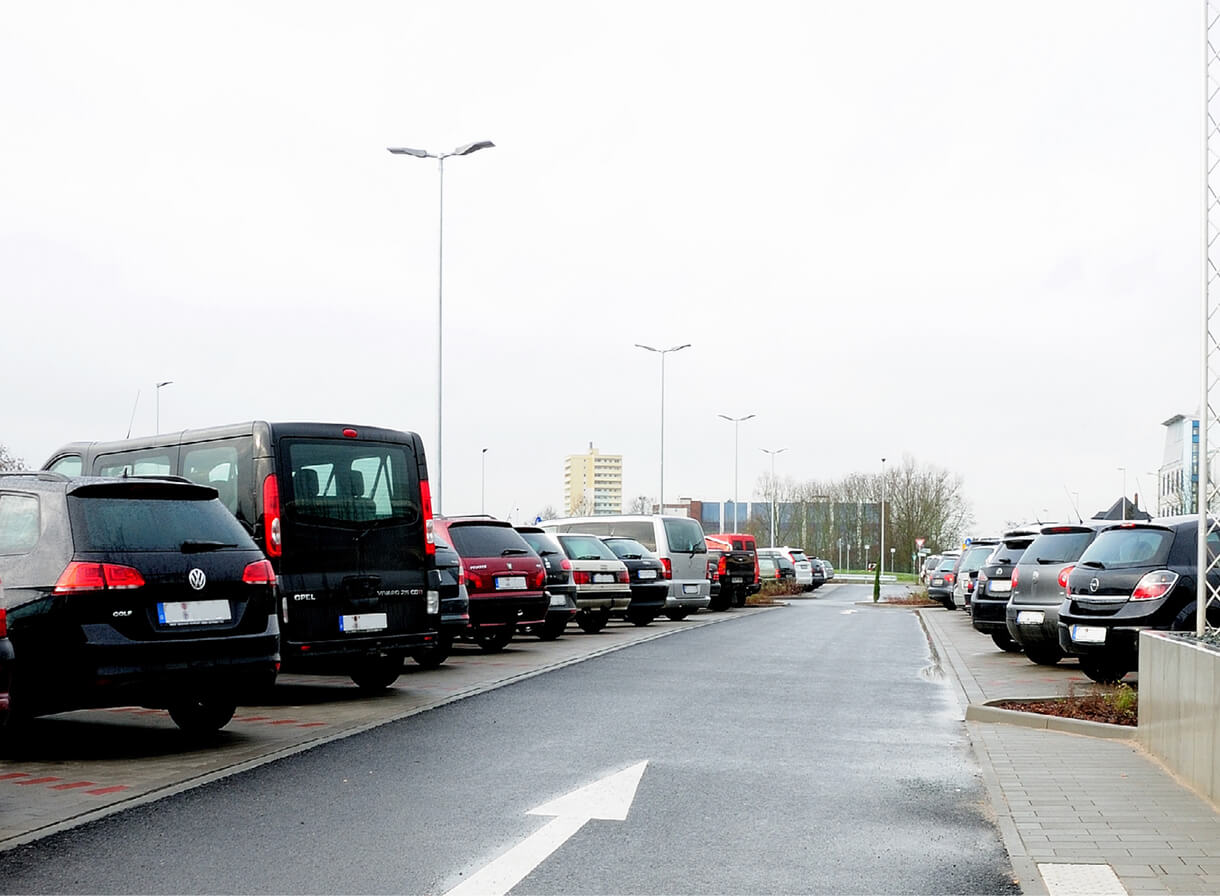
<box><xmin>635</xmin><ymin>343</ymin><xmax>691</xmax><ymax>511</ymax></box>
<box><xmin>388</xmin><ymin>139</ymin><xmax>495</xmax><ymax>516</ymax></box>
<box><xmin>718</xmin><ymin>413</ymin><xmax>755</xmax><ymax>532</ymax></box>
<box><xmin>760</xmin><ymin>447</ymin><xmax>787</xmax><ymax>547</ymax></box>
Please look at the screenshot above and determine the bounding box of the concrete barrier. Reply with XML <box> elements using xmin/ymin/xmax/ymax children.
<box><xmin>1138</xmin><ymin>630</ymin><xmax>1220</xmax><ymax>802</ymax></box>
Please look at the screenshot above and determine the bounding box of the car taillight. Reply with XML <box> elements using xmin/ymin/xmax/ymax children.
<box><xmin>573</xmin><ymin>571</ymin><xmax>591</xmax><ymax>585</ymax></box>
<box><xmin>945</xmin><ymin>572</ymin><xmax>955</xmax><ymax>585</ymax></box>
<box><xmin>420</xmin><ymin>480</ymin><xmax>435</xmax><ymax>557</ymax></box>
<box><xmin>660</xmin><ymin>557</ymin><xmax>672</xmax><ymax>580</ymax></box>
<box><xmin>458</xmin><ymin>560</ymin><xmax>467</xmax><ymax>587</ymax></box>
<box><xmin>754</xmin><ymin>556</ymin><xmax>760</xmax><ymax>584</ymax></box>
<box><xmin>1011</xmin><ymin>567</ymin><xmax>1020</xmax><ymax>589</ymax></box>
<box><xmin>263</xmin><ymin>474</ymin><xmax>282</xmax><ymax>559</ymax></box>
<box><xmin>0</xmin><ymin>608</ymin><xmax>6</xmax><ymax>638</ymax></box>
<box><xmin>717</xmin><ymin>556</ymin><xmax>727</xmax><ymax>577</ymax></box>
<box><xmin>1057</xmin><ymin>565</ymin><xmax>1075</xmax><ymax>590</ymax></box>
<box><xmin>243</xmin><ymin>559</ymin><xmax>277</xmax><ymax>585</ymax></box>
<box><xmin>560</xmin><ymin>557</ymin><xmax>572</xmax><ymax>571</ymax></box>
<box><xmin>54</xmin><ymin>561</ymin><xmax>146</xmax><ymax>592</ymax></box>
<box><xmin>616</xmin><ymin>569</ymin><xmax>629</xmax><ymax>584</ymax></box>
<box><xmin>533</xmin><ymin>569</ymin><xmax>546</xmax><ymax>589</ymax></box>
<box><xmin>465</xmin><ymin>569</ymin><xmax>484</xmax><ymax>591</ymax></box>
<box><xmin>1132</xmin><ymin>570</ymin><xmax>1178</xmax><ymax>601</ymax></box>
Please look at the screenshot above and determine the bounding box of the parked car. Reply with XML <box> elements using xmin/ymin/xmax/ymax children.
<box><xmin>952</xmin><ymin>538</ymin><xmax>1000</xmax><ymax>611</ymax></box>
<box><xmin>514</xmin><ymin>527</ymin><xmax>579</xmax><ymax>640</ymax></box>
<box><xmin>1005</xmin><ymin>522</ymin><xmax>1108</xmax><ymax>666</ymax></box>
<box><xmin>600</xmin><ymin>536</ymin><xmax>668</xmax><ymax>625</ymax></box>
<box><xmin>926</xmin><ymin>551</ymin><xmax>961</xmax><ymax>609</ymax></box>
<box><xmin>0</xmin><ymin>576</ymin><xmax>11</xmax><ymax>728</ymax></box>
<box><xmin>757</xmin><ymin>554</ymin><xmax>783</xmax><ymax>582</ymax></box>
<box><xmin>541</xmin><ymin>515</ymin><xmax>711</xmax><ymax>620</ymax></box>
<box><xmin>409</xmin><ymin>537</ymin><xmax>470</xmax><ymax>667</ymax></box>
<box><xmin>816</xmin><ymin>559</ymin><xmax>835</xmax><ymax>581</ymax></box>
<box><xmin>0</xmin><ymin>472</ymin><xmax>280</xmax><ymax>734</ymax></box>
<box><xmin>433</xmin><ymin>517</ymin><xmax>548</xmax><ymax>652</ymax></box>
<box><xmin>43</xmin><ymin>421</ymin><xmax>442</xmax><ymax>691</ymax></box>
<box><xmin>552</xmin><ymin>533</ymin><xmax>631</xmax><ymax>633</ymax></box>
<box><xmin>1061</xmin><ymin>516</ymin><xmax>1220</xmax><ymax>683</ymax></box>
<box><xmin>777</xmin><ymin>546</ymin><xmax>815</xmax><ymax>590</ymax></box>
<box><xmin>808</xmin><ymin>558</ymin><xmax>827</xmax><ymax>589</ymax></box>
<box><xmin>757</xmin><ymin>548</ymin><xmax>797</xmax><ymax>582</ymax></box>
<box><xmin>705</xmin><ymin>533</ymin><xmax>760</xmax><ymax>609</ymax></box>
<box><xmin>971</xmin><ymin>530</ymin><xmax>1037</xmax><ymax>652</ymax></box>
<box><xmin>921</xmin><ymin>554</ymin><xmax>942</xmax><ymax>585</ymax></box>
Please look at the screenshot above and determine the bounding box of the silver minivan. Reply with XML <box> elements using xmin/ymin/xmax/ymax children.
<box><xmin>540</xmin><ymin>515</ymin><xmax>710</xmax><ymax>619</ymax></box>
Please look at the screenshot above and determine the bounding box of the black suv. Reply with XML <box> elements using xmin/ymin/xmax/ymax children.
<box><xmin>971</xmin><ymin>529</ymin><xmax>1037</xmax><ymax>652</ymax></box>
<box><xmin>515</xmin><ymin>527</ymin><xmax>579</xmax><ymax>640</ymax></box>
<box><xmin>1060</xmin><ymin>517</ymin><xmax>1220</xmax><ymax>683</ymax></box>
<box><xmin>0</xmin><ymin>473</ymin><xmax>279</xmax><ymax>734</ymax></box>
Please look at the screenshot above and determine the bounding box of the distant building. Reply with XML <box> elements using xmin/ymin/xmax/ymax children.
<box><xmin>1159</xmin><ymin>414</ymin><xmax>1200</xmax><ymax>515</ymax></box>
<box><xmin>562</xmin><ymin>443</ymin><xmax>623</xmax><ymax>516</ymax></box>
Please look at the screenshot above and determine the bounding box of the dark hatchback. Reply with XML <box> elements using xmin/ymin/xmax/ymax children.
<box><xmin>1061</xmin><ymin>517</ymin><xmax>1220</xmax><ymax>683</ymax></box>
<box><xmin>971</xmin><ymin>530</ymin><xmax>1037</xmax><ymax>652</ymax></box>
<box><xmin>0</xmin><ymin>577</ymin><xmax>11</xmax><ymax>728</ymax></box>
<box><xmin>601</xmin><ymin>536</ymin><xmax>668</xmax><ymax>625</ymax></box>
<box><xmin>926</xmin><ymin>552</ymin><xmax>960</xmax><ymax>609</ymax></box>
<box><xmin>0</xmin><ymin>473</ymin><xmax>279</xmax><ymax>734</ymax></box>
<box><xmin>409</xmin><ymin>537</ymin><xmax>470</xmax><ymax>668</ymax></box>
<box><xmin>515</xmin><ymin>527</ymin><xmax>579</xmax><ymax>640</ymax></box>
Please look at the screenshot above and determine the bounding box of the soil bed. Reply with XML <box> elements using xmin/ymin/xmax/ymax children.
<box><xmin>991</xmin><ymin>692</ymin><xmax>1138</xmax><ymax>727</ymax></box>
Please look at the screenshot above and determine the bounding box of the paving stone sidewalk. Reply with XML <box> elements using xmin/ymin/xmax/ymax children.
<box><xmin>921</xmin><ymin>606</ymin><xmax>1220</xmax><ymax>896</ymax></box>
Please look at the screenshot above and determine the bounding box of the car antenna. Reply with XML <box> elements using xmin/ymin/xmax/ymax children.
<box><xmin>1062</xmin><ymin>484</ymin><xmax>1082</xmax><ymax>523</ymax></box>
<box><xmin>125</xmin><ymin>389</ymin><xmax>141</xmax><ymax>438</ymax></box>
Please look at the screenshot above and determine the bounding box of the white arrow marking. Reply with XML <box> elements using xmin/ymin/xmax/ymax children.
<box><xmin>443</xmin><ymin>761</ymin><xmax>648</xmax><ymax>896</ymax></box>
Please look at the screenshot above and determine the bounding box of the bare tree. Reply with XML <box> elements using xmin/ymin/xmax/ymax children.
<box><xmin>0</xmin><ymin>443</ymin><xmax>25</xmax><ymax>472</ymax></box>
<box><xmin>535</xmin><ymin>504</ymin><xmax>559</xmax><ymax>522</ymax></box>
<box><xmin>628</xmin><ymin>495</ymin><xmax>654</xmax><ymax>514</ymax></box>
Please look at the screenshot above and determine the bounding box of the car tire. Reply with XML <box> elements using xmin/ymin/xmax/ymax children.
<box><xmin>537</xmin><ymin>618</ymin><xmax>569</xmax><ymax>640</ymax></box>
<box><xmin>941</xmin><ymin>597</ymin><xmax>955</xmax><ymax>611</ymax></box>
<box><xmin>990</xmin><ymin>632</ymin><xmax>1022</xmax><ymax>653</ymax></box>
<box><xmin>733</xmin><ymin>590</ymin><xmax>747</xmax><ymax>608</ymax></box>
<box><xmin>1024</xmin><ymin>645</ymin><xmax>1062</xmax><ymax>666</ymax></box>
<box><xmin>1079</xmin><ymin>656</ymin><xmax>1130</xmax><ymax>684</ymax></box>
<box><xmin>473</xmin><ymin>626</ymin><xmax>514</xmax><ymax>653</ymax></box>
<box><xmin>168</xmin><ymin>694</ymin><xmax>237</xmax><ymax>735</ymax></box>
<box><xmin>709</xmin><ymin>592</ymin><xmax>731</xmax><ymax>612</ymax></box>
<box><xmin>627</xmin><ymin>610</ymin><xmax>654</xmax><ymax>627</ymax></box>
<box><xmin>350</xmin><ymin>654</ymin><xmax>404</xmax><ymax>691</ymax></box>
<box><xmin>665</xmin><ymin>609</ymin><xmax>689</xmax><ymax>621</ymax></box>
<box><xmin>410</xmin><ymin>633</ymin><xmax>452</xmax><ymax>669</ymax></box>
<box><xmin>576</xmin><ymin>609</ymin><xmax>610</xmax><ymax>633</ymax></box>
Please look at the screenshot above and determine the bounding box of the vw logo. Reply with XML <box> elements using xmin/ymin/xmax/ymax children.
<box><xmin>188</xmin><ymin>568</ymin><xmax>207</xmax><ymax>591</ymax></box>
<box><xmin>1089</xmin><ymin>577</ymin><xmax>1100</xmax><ymax>593</ymax></box>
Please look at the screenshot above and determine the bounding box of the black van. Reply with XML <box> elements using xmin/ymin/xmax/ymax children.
<box><xmin>44</xmin><ymin>422</ymin><xmax>441</xmax><ymax>691</ymax></box>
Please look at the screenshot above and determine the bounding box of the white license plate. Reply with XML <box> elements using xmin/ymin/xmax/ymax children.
<box><xmin>593</xmin><ymin>573</ymin><xmax>614</xmax><ymax>583</ymax></box>
<box><xmin>1071</xmin><ymin>625</ymin><xmax>1107</xmax><ymax>644</ymax></box>
<box><xmin>637</xmin><ymin>569</ymin><xmax>657</xmax><ymax>580</ymax></box>
<box><xmin>682</xmin><ymin>584</ymin><xmax>699</xmax><ymax>595</ymax></box>
<box><xmin>1016</xmin><ymin>610</ymin><xmax>1045</xmax><ymax>625</ymax></box>
<box><xmin>989</xmin><ymin>581</ymin><xmax>1011</xmax><ymax>593</ymax></box>
<box><xmin>340</xmin><ymin>612</ymin><xmax>388</xmax><ymax>633</ymax></box>
<box><xmin>158</xmin><ymin>599</ymin><xmax>231</xmax><ymax>626</ymax></box>
<box><xmin>932</xmin><ymin>577</ymin><xmax>945</xmax><ymax>586</ymax></box>
<box><xmin>496</xmin><ymin>576</ymin><xmax>527</xmax><ymax>590</ymax></box>
<box><xmin>549</xmin><ymin>594</ymin><xmax>568</xmax><ymax>607</ymax></box>
<box><xmin>730</xmin><ymin>576</ymin><xmax>742</xmax><ymax>583</ymax></box>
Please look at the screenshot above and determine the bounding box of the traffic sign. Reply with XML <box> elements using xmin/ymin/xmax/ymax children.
<box><xmin>915</xmin><ymin>537</ymin><xmax>925</xmax><ymax>550</ymax></box>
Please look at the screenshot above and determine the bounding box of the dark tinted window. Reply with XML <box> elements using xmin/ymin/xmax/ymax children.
<box><xmin>519</xmin><ymin>531</ymin><xmax>562</xmax><ymax>556</ymax></box>
<box><xmin>95</xmin><ymin>450</ymin><xmax>174</xmax><ymax>477</ymax></box>
<box><xmin>448</xmin><ymin>524</ymin><xmax>532</xmax><ymax>557</ymax></box>
<box><xmin>1078</xmin><ymin>528</ymin><xmax>1174</xmax><ymax>568</ymax></box>
<box><xmin>990</xmin><ymin>541</ymin><xmax>1031</xmax><ymax>565</ymax></box>
<box><xmin>663</xmin><ymin>518</ymin><xmax>706</xmax><ymax>553</ymax></box>
<box><xmin>603</xmin><ymin>538</ymin><xmax>654</xmax><ymax>560</ymax></box>
<box><xmin>284</xmin><ymin>439</ymin><xmax>419</xmax><ymax>526</ymax></box>
<box><xmin>1022</xmin><ymin>530</ymin><xmax>1096</xmax><ymax>564</ymax></box>
<box><xmin>69</xmin><ymin>495</ymin><xmax>255</xmax><ymax>552</ymax></box>
<box><xmin>558</xmin><ymin>534</ymin><xmax>617</xmax><ymax>561</ymax></box>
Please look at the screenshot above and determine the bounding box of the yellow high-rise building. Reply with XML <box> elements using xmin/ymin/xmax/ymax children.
<box><xmin>563</xmin><ymin>443</ymin><xmax>623</xmax><ymax>516</ymax></box>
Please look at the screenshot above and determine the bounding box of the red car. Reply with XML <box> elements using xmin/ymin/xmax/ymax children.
<box><xmin>432</xmin><ymin>517</ymin><xmax>548</xmax><ymax>652</ymax></box>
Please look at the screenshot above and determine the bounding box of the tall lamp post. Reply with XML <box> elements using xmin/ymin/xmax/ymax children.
<box><xmin>387</xmin><ymin>139</ymin><xmax>496</xmax><ymax>516</ymax></box>
<box><xmin>880</xmin><ymin>456</ymin><xmax>887</xmax><ymax>580</ymax></box>
<box><xmin>760</xmin><ymin>447</ymin><xmax>787</xmax><ymax>547</ymax></box>
<box><xmin>480</xmin><ymin>447</ymin><xmax>489</xmax><ymax>515</ymax></box>
<box><xmin>635</xmin><ymin>343</ymin><xmax>691</xmax><ymax>511</ymax></box>
<box><xmin>718</xmin><ymin>413</ymin><xmax>755</xmax><ymax>533</ymax></box>
<box><xmin>155</xmin><ymin>380</ymin><xmax>173</xmax><ymax>435</ymax></box>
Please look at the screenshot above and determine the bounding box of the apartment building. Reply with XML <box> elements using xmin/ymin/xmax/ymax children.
<box><xmin>563</xmin><ymin>443</ymin><xmax>623</xmax><ymax>516</ymax></box>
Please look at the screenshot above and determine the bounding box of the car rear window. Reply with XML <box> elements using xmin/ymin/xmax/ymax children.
<box><xmin>936</xmin><ymin>556</ymin><xmax>958</xmax><ymax>571</ymax></box>
<box><xmin>69</xmin><ymin>495</ymin><xmax>255</xmax><ymax>552</ymax></box>
<box><xmin>991</xmin><ymin>541</ymin><xmax>1030</xmax><ymax>564</ymax></box>
<box><xmin>789</xmin><ymin>550</ymin><xmax>809</xmax><ymax>563</ymax></box>
<box><xmin>663</xmin><ymin>518</ymin><xmax>706</xmax><ymax>553</ymax></box>
<box><xmin>519</xmin><ymin>531</ymin><xmax>563</xmax><ymax>556</ymax></box>
<box><xmin>558</xmin><ymin>534</ymin><xmax>617</xmax><ymax>561</ymax></box>
<box><xmin>1022</xmin><ymin>530</ymin><xmax>1096</xmax><ymax>564</ymax></box>
<box><xmin>603</xmin><ymin>538</ymin><xmax>653</xmax><ymax>560</ymax></box>
<box><xmin>959</xmin><ymin>545</ymin><xmax>995</xmax><ymax>571</ymax></box>
<box><xmin>1078</xmin><ymin>528</ymin><xmax>1174</xmax><ymax>568</ymax></box>
<box><xmin>284</xmin><ymin>438</ymin><xmax>420</xmax><ymax>526</ymax></box>
<box><xmin>448</xmin><ymin>524</ymin><xmax>532</xmax><ymax>558</ymax></box>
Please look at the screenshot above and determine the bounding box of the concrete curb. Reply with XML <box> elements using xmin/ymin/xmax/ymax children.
<box><xmin>965</xmin><ymin>702</ymin><xmax>1138</xmax><ymax>740</ymax></box>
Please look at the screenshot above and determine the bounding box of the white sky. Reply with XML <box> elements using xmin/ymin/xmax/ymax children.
<box><xmin>0</xmin><ymin>1</ymin><xmax>1202</xmax><ymax>533</ymax></box>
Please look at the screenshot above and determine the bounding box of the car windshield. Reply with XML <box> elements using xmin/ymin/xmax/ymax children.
<box><xmin>603</xmin><ymin>538</ymin><xmax>653</xmax><ymax>560</ymax></box>
<box><xmin>1077</xmin><ymin>528</ymin><xmax>1174</xmax><ymax>568</ymax></box>
<box><xmin>69</xmin><ymin>495</ymin><xmax>255</xmax><ymax>552</ymax></box>
<box><xmin>558</xmin><ymin>534</ymin><xmax>617</xmax><ymax>561</ymax></box>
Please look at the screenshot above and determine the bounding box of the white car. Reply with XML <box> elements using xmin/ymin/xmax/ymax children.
<box><xmin>760</xmin><ymin>547</ymin><xmax>814</xmax><ymax>590</ymax></box>
<box><xmin>553</xmin><ymin>533</ymin><xmax>632</xmax><ymax>633</ymax></box>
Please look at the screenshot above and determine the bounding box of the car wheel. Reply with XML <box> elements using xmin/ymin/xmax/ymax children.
<box><xmin>350</xmin><ymin>654</ymin><xmax>404</xmax><ymax>691</ymax></box>
<box><xmin>990</xmin><ymin>632</ymin><xmax>1022</xmax><ymax>653</ymax></box>
<box><xmin>537</xmin><ymin>618</ymin><xmax>569</xmax><ymax>640</ymax></box>
<box><xmin>627</xmin><ymin>610</ymin><xmax>654</xmax><ymax>627</ymax></box>
<box><xmin>168</xmin><ymin>694</ymin><xmax>237</xmax><ymax>735</ymax></box>
<box><xmin>1170</xmin><ymin>602</ymin><xmax>1220</xmax><ymax>631</ymax></box>
<box><xmin>1024</xmin><ymin>645</ymin><xmax>1062</xmax><ymax>666</ymax></box>
<box><xmin>665</xmin><ymin>609</ymin><xmax>689</xmax><ymax>621</ymax></box>
<box><xmin>473</xmin><ymin>625</ymin><xmax>514</xmax><ymax>653</ymax></box>
<box><xmin>941</xmin><ymin>597</ymin><xmax>955</xmax><ymax>611</ymax></box>
<box><xmin>1079</xmin><ymin>656</ymin><xmax>1130</xmax><ymax>684</ymax></box>
<box><xmin>733</xmin><ymin>590</ymin><xmax>747</xmax><ymax>608</ymax></box>
<box><xmin>576</xmin><ymin>609</ymin><xmax>610</xmax><ymax>633</ymax></box>
<box><xmin>410</xmin><ymin>633</ymin><xmax>453</xmax><ymax>669</ymax></box>
<box><xmin>709</xmin><ymin>592</ymin><xmax>731</xmax><ymax>612</ymax></box>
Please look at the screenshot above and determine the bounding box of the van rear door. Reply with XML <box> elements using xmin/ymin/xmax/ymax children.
<box><xmin>662</xmin><ymin>517</ymin><xmax>708</xmax><ymax>585</ymax></box>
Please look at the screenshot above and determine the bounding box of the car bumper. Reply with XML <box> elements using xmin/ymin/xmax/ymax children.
<box><xmin>467</xmin><ymin>592</ymin><xmax>550</xmax><ymax>628</ymax></box>
<box><xmin>625</xmin><ymin>582</ymin><xmax>669</xmax><ymax>613</ymax></box>
<box><xmin>1057</xmin><ymin>622</ymin><xmax>1141</xmax><ymax>663</ymax></box>
<box><xmin>666</xmin><ymin>580</ymin><xmax>711</xmax><ymax>610</ymax></box>
<box><xmin>970</xmin><ymin>598</ymin><xmax>1009</xmax><ymax>633</ymax></box>
<box><xmin>1005</xmin><ymin>603</ymin><xmax>1064</xmax><ymax>648</ymax></box>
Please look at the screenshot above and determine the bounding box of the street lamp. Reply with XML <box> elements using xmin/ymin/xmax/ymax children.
<box><xmin>155</xmin><ymin>381</ymin><xmax>173</xmax><ymax>435</ymax></box>
<box><xmin>717</xmin><ymin>413</ymin><xmax>755</xmax><ymax>533</ymax></box>
<box><xmin>879</xmin><ymin>457</ymin><xmax>887</xmax><ymax>581</ymax></box>
<box><xmin>635</xmin><ymin>343</ymin><xmax>691</xmax><ymax>510</ymax></box>
<box><xmin>760</xmin><ymin>447</ymin><xmax>787</xmax><ymax>547</ymax></box>
<box><xmin>481</xmin><ymin>447</ymin><xmax>489</xmax><ymax>515</ymax></box>
<box><xmin>388</xmin><ymin>139</ymin><xmax>495</xmax><ymax>516</ymax></box>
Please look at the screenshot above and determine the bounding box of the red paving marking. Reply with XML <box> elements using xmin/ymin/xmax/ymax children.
<box><xmin>85</xmin><ymin>785</ymin><xmax>129</xmax><ymax>796</ymax></box>
<box><xmin>0</xmin><ymin>772</ymin><xmax>31</xmax><ymax>780</ymax></box>
<box><xmin>269</xmin><ymin>719</ymin><xmax>299</xmax><ymax>725</ymax></box>
<box><xmin>50</xmin><ymin>781</ymin><xmax>97</xmax><ymax>791</ymax></box>
<box><xmin>297</xmin><ymin>722</ymin><xmax>326</xmax><ymax>728</ymax></box>
<box><xmin>16</xmin><ymin>777</ymin><xmax>61</xmax><ymax>786</ymax></box>
<box><xmin>234</xmin><ymin>716</ymin><xmax>270</xmax><ymax>722</ymax></box>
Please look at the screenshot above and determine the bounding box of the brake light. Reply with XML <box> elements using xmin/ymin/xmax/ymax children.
<box><xmin>342</xmin><ymin>428</ymin><xmax>358</xmax><ymax>439</ymax></box>
<box><xmin>0</xmin><ymin>608</ymin><xmax>6</xmax><ymax>638</ymax></box>
<box><xmin>1011</xmin><ymin>566</ymin><xmax>1020</xmax><ymax>589</ymax></box>
<box><xmin>420</xmin><ymin>480</ymin><xmax>435</xmax><ymax>557</ymax></box>
<box><xmin>945</xmin><ymin>572</ymin><xmax>956</xmax><ymax>585</ymax></box>
<box><xmin>263</xmin><ymin>474</ymin><xmax>282</xmax><ymax>559</ymax></box>
<box><xmin>532</xmin><ymin>568</ymin><xmax>546</xmax><ymax>589</ymax></box>
<box><xmin>1132</xmin><ymin>570</ymin><xmax>1178</xmax><ymax>601</ymax></box>
<box><xmin>465</xmin><ymin>569</ymin><xmax>485</xmax><ymax>591</ymax></box>
<box><xmin>1057</xmin><ymin>565</ymin><xmax>1075</xmax><ymax>589</ymax></box>
<box><xmin>242</xmin><ymin>559</ymin><xmax>277</xmax><ymax>585</ymax></box>
<box><xmin>754</xmin><ymin>555</ymin><xmax>760</xmax><ymax>584</ymax></box>
<box><xmin>616</xmin><ymin>569</ymin><xmax>629</xmax><ymax>584</ymax></box>
<box><xmin>660</xmin><ymin>557</ymin><xmax>672</xmax><ymax>579</ymax></box>
<box><xmin>458</xmin><ymin>559</ymin><xmax>467</xmax><ymax>587</ymax></box>
<box><xmin>573</xmin><ymin>571</ymin><xmax>591</xmax><ymax>585</ymax></box>
<box><xmin>717</xmin><ymin>555</ymin><xmax>727</xmax><ymax>577</ymax></box>
<box><xmin>54</xmin><ymin>562</ymin><xmax>146</xmax><ymax>592</ymax></box>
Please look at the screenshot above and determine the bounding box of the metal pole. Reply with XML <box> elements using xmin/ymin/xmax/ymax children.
<box><xmin>1202</xmin><ymin>0</ymin><xmax>1213</xmax><ymax>637</ymax></box>
<box><xmin>880</xmin><ymin>457</ymin><xmax>886</xmax><ymax>580</ymax></box>
<box><xmin>436</xmin><ymin>156</ymin><xmax>445</xmax><ymax>516</ymax></box>
<box><xmin>733</xmin><ymin>420</ymin><xmax>739</xmax><ymax>532</ymax></box>
<box><xmin>481</xmin><ymin>447</ymin><xmax>488</xmax><ymax>515</ymax></box>
<box><xmin>659</xmin><ymin>351</ymin><xmax>666</xmax><ymax>511</ymax></box>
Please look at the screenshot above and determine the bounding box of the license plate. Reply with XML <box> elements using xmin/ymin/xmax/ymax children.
<box><xmin>549</xmin><ymin>594</ymin><xmax>568</xmax><ymax>607</ymax></box>
<box><xmin>682</xmin><ymin>584</ymin><xmax>699</xmax><ymax>595</ymax></box>
<box><xmin>339</xmin><ymin>612</ymin><xmax>388</xmax><ymax>633</ymax></box>
<box><xmin>158</xmin><ymin>599</ymin><xmax>231</xmax><ymax>626</ymax></box>
<box><xmin>1016</xmin><ymin>610</ymin><xmax>1044</xmax><ymax>625</ymax></box>
<box><xmin>989</xmin><ymin>581</ymin><xmax>1011</xmax><ymax>593</ymax></box>
<box><xmin>593</xmin><ymin>573</ymin><xmax>614</xmax><ymax>583</ymax></box>
<box><xmin>637</xmin><ymin>569</ymin><xmax>657</xmax><ymax>580</ymax></box>
<box><xmin>730</xmin><ymin>576</ymin><xmax>742</xmax><ymax>583</ymax></box>
<box><xmin>1071</xmin><ymin>625</ymin><xmax>1107</xmax><ymax>644</ymax></box>
<box><xmin>932</xmin><ymin>577</ymin><xmax>944</xmax><ymax>586</ymax></box>
<box><xmin>496</xmin><ymin>576</ymin><xmax>527</xmax><ymax>590</ymax></box>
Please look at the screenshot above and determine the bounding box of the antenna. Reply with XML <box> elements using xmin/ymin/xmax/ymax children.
<box><xmin>125</xmin><ymin>389</ymin><xmax>141</xmax><ymax>438</ymax></box>
<box><xmin>1062</xmin><ymin>485</ymin><xmax>1082</xmax><ymax>523</ymax></box>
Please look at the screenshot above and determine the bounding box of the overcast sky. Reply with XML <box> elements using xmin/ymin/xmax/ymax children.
<box><xmin>0</xmin><ymin>1</ymin><xmax>1203</xmax><ymax>537</ymax></box>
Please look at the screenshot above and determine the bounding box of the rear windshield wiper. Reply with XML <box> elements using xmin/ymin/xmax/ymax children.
<box><xmin>577</xmin><ymin>555</ymin><xmax>602</xmax><ymax>560</ymax></box>
<box><xmin>1080</xmin><ymin>560</ymin><xmax>1106</xmax><ymax>569</ymax></box>
<box><xmin>622</xmin><ymin>553</ymin><xmax>642</xmax><ymax>560</ymax></box>
<box><xmin>501</xmin><ymin>548</ymin><xmax>529</xmax><ymax>556</ymax></box>
<box><xmin>181</xmin><ymin>540</ymin><xmax>237</xmax><ymax>553</ymax></box>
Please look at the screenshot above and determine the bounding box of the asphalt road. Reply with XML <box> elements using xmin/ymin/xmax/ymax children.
<box><xmin>0</xmin><ymin>585</ymin><xmax>1019</xmax><ymax>895</ymax></box>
